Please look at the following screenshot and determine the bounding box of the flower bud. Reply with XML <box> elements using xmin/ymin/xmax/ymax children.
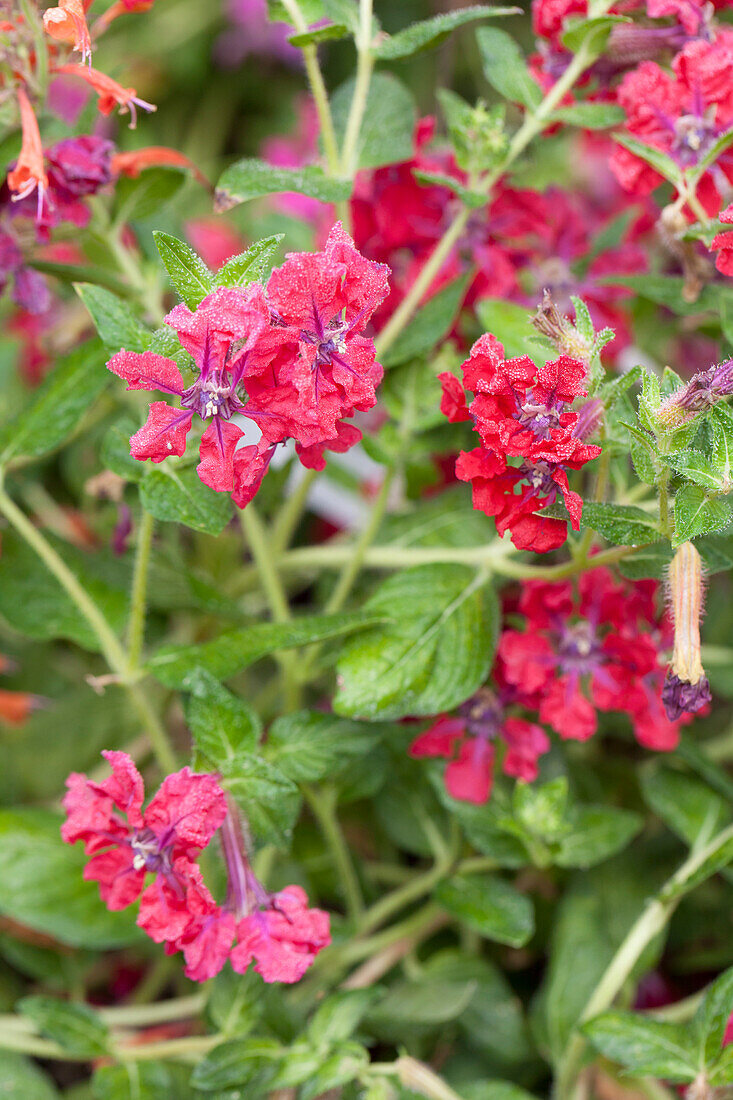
<box><xmin>662</xmin><ymin>541</ymin><xmax>712</xmax><ymax>720</ymax></box>
<box><xmin>657</xmin><ymin>360</ymin><xmax>733</xmax><ymax>429</ymax></box>
<box><xmin>532</xmin><ymin>289</ymin><xmax>593</xmax><ymax>362</ymax></box>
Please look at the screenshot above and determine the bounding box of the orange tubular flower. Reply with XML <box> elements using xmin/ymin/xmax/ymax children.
<box><xmin>53</xmin><ymin>64</ymin><xmax>156</xmax><ymax>128</ymax></box>
<box><xmin>7</xmin><ymin>87</ymin><xmax>48</xmax><ymax>219</ymax></box>
<box><xmin>0</xmin><ymin>688</ymin><xmax>43</xmax><ymax>726</ymax></box>
<box><xmin>111</xmin><ymin>147</ymin><xmax>211</xmax><ymax>190</ymax></box>
<box><xmin>43</xmin><ymin>0</ymin><xmax>92</xmax><ymax>65</ymax></box>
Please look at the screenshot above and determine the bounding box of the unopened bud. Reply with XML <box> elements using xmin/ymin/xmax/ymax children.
<box><xmin>662</xmin><ymin>541</ymin><xmax>712</xmax><ymax>720</ymax></box>
<box><xmin>572</xmin><ymin>398</ymin><xmax>604</xmax><ymax>441</ymax></box>
<box><xmin>657</xmin><ymin>359</ymin><xmax>733</xmax><ymax>429</ymax></box>
<box><xmin>532</xmin><ymin>289</ymin><xmax>592</xmax><ymax>362</ymax></box>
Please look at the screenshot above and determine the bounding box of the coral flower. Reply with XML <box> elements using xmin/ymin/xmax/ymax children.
<box><xmin>53</xmin><ymin>64</ymin><xmax>156</xmax><ymax>127</ymax></box>
<box><xmin>7</xmin><ymin>88</ymin><xmax>48</xmax><ymax>221</ymax></box>
<box><xmin>43</xmin><ymin>0</ymin><xmax>92</xmax><ymax>65</ymax></box>
<box><xmin>111</xmin><ymin>147</ymin><xmax>210</xmax><ymax>189</ymax></box>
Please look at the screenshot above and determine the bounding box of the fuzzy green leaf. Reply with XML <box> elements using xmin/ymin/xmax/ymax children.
<box><xmin>184</xmin><ymin>668</ymin><xmax>262</xmax><ymax>769</ymax></box>
<box><xmin>434</xmin><ymin>873</ymin><xmax>534</xmax><ymax>947</ymax></box>
<box><xmin>216</xmin><ymin>158</ymin><xmax>351</xmax><ymax>209</ymax></box>
<box><xmin>214</xmin><ymin>234</ymin><xmax>284</xmax><ymax>287</ymax></box>
<box><xmin>583</xmin><ymin>1011</ymin><xmax>697</xmax><ymax>1081</ymax></box>
<box><xmin>330</xmin><ymin>73</ymin><xmax>417</xmax><ymax>169</ymax></box>
<box><xmin>375</xmin><ymin>6</ymin><xmax>518</xmax><ymax>60</ymax></box>
<box><xmin>674</xmin><ymin>483</ymin><xmax>732</xmax><ymax>545</ymax></box>
<box><xmin>19</xmin><ymin>997</ymin><xmax>109</xmax><ymax>1058</ymax></box>
<box><xmin>140</xmin><ymin>466</ymin><xmax>233</xmax><ymax>536</ymax></box>
<box><xmin>579</xmin><ymin>501</ymin><xmax>662</xmax><ymax>546</ymax></box>
<box><xmin>75</xmin><ymin>285</ymin><xmax>149</xmax><ymax>351</ymax></box>
<box><xmin>153</xmin><ymin>231</ymin><xmax>214</xmax><ymax>309</ymax></box>
<box><xmin>476</xmin><ymin>26</ymin><xmax>542</xmax><ymax>108</ymax></box>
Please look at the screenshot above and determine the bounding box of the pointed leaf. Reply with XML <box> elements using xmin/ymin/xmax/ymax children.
<box><xmin>153</xmin><ymin>231</ymin><xmax>213</xmax><ymax>309</ymax></box>
<box><xmin>434</xmin><ymin>873</ymin><xmax>534</xmax><ymax>947</ymax></box>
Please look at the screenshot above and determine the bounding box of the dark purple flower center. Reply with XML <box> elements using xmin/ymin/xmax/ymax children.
<box><xmin>130</xmin><ymin>826</ymin><xmax>173</xmax><ymax>875</ymax></box>
<box><xmin>519</xmin><ymin>459</ymin><xmax>559</xmax><ymax>499</ymax></box>
<box><xmin>181</xmin><ymin>373</ymin><xmax>245</xmax><ymax>421</ymax></box>
<box><xmin>557</xmin><ymin>622</ymin><xmax>603</xmax><ymax>676</ymax></box>
<box><xmin>459</xmin><ymin>688</ymin><xmax>504</xmax><ymax>741</ymax></box>
<box><xmin>516</xmin><ymin>397</ymin><xmax>564</xmax><ymax>439</ymax></box>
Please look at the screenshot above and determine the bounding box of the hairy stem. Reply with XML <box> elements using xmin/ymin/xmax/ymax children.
<box><xmin>240</xmin><ymin>504</ymin><xmax>292</xmax><ymax>623</ymax></box>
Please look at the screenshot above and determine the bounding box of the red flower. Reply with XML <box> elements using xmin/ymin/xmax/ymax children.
<box><xmin>106</xmin><ymin>284</ymin><xmax>271</xmax><ymax>491</ymax></box>
<box><xmin>612</xmin><ymin>36</ymin><xmax>733</xmax><ymax>213</ymax></box>
<box><xmin>61</xmin><ymin>752</ymin><xmax>226</xmax><ymax>932</ymax></box>
<box><xmin>230</xmin><ymin>886</ymin><xmax>331</xmax><ymax>983</ymax></box>
<box><xmin>410</xmin><ymin>690</ymin><xmax>550</xmax><ymax>804</ymax></box>
<box><xmin>440</xmin><ymin>335</ymin><xmax>600</xmax><ymax>553</ymax></box>
<box><xmin>711</xmin><ymin>202</ymin><xmax>733</xmax><ymax>275</ymax></box>
<box><xmin>53</xmin><ymin>64</ymin><xmax>156</xmax><ymax>128</ymax></box>
<box><xmin>497</xmin><ymin>568</ymin><xmax>683</xmax><ymax>749</ymax></box>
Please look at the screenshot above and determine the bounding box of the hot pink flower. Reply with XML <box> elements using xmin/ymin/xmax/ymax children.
<box><xmin>230</xmin><ymin>886</ymin><xmax>331</xmax><ymax>983</ymax></box>
<box><xmin>711</xmin><ymin>202</ymin><xmax>733</xmax><ymax>274</ymax></box>
<box><xmin>61</xmin><ymin>752</ymin><xmax>226</xmax><ymax>933</ymax></box>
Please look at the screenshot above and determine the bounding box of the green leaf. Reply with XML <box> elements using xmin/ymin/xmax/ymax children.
<box><xmin>190</xmin><ymin>1038</ymin><xmax>282</xmax><ymax>1092</ymax></box>
<box><xmin>265</xmin><ymin>710</ymin><xmax>382</xmax><ymax>782</ymax></box>
<box><xmin>153</xmin><ymin>232</ymin><xmax>213</xmax><ymax>309</ymax></box>
<box><xmin>0</xmin><ymin>533</ymin><xmax>126</xmax><ymax>650</ymax></box>
<box><xmin>299</xmin><ymin>1043</ymin><xmax>369</xmax><ymax>1100</ymax></box>
<box><xmin>184</xmin><ymin>668</ymin><xmax>261</xmax><ymax>770</ymax></box>
<box><xmin>369</xmin><ymin>976</ymin><xmax>480</xmax><ymax>1029</ymax></box>
<box><xmin>431</xmin><ymin>782</ymin><xmax>530</xmax><ymax>867</ymax></box>
<box><xmin>374</xmin><ymin>6</ymin><xmax>519</xmax><ymax>60</ymax></box>
<box><xmin>140</xmin><ymin>465</ymin><xmax>233</xmax><ymax>536</ymax></box>
<box><xmin>434</xmin><ymin>873</ymin><xmax>534</xmax><ymax>947</ymax></box>
<box><xmin>112</xmin><ymin>167</ymin><xmax>186</xmax><ymax>223</ymax></box>
<box><xmin>267</xmin><ymin>0</ymin><xmax>325</xmax><ymax>22</ymax></box>
<box><xmin>669</xmin><ymin>450</ymin><xmax>729</xmax><ymax>493</ymax></box>
<box><xmin>0</xmin><ymin>809</ymin><xmax>140</xmax><ymax>948</ymax></box>
<box><xmin>413</xmin><ymin>168</ymin><xmax>487</xmax><ymax>208</ymax></box>
<box><xmin>582</xmin><ymin>1011</ymin><xmax>697</xmax><ymax>1082</ymax></box>
<box><xmin>475</xmin><ymin>298</ymin><xmax>550</xmax><ymax>363</ymax></box>
<box><xmin>322</xmin><ymin>0</ymin><xmax>360</xmax><ymax>34</ymax></box>
<box><xmin>579</xmin><ymin>501</ymin><xmax>662</xmax><ymax>546</ymax></box>
<box><xmin>216</xmin><ymin>158</ymin><xmax>351</xmax><ymax>210</ymax></box>
<box><xmin>91</xmin><ymin>1064</ymin><xmax>174</xmax><ymax>1100</ymax></box>
<box><xmin>561</xmin><ymin>14</ymin><xmax>630</xmax><ymax>58</ymax></box>
<box><xmin>222</xmin><ymin>755</ymin><xmax>301</xmax><ymax>847</ymax></box>
<box><xmin>618</xmin><ymin>542</ymin><xmax>673</xmax><ymax>580</ymax></box>
<box><xmin>0</xmin><ymin>1053</ymin><xmax>60</xmax><ymax>1099</ymax></box>
<box><xmin>289</xmin><ymin>21</ymin><xmax>349</xmax><ymax>45</ymax></box>
<box><xmin>0</xmin><ymin>340</ymin><xmax>108</xmax><ymax>467</ymax></box>
<box><xmin>330</xmin><ymin>72</ymin><xmax>416</xmax><ymax>170</ymax></box>
<box><xmin>334</xmin><ymin>565</ymin><xmax>499</xmax><ymax>720</ymax></box>
<box><xmin>214</xmin><ymin>234</ymin><xmax>284</xmax><ymax>288</ymax></box>
<box><xmin>148</xmin><ymin>610</ymin><xmax>384</xmax><ymax>688</ymax></box>
<box><xmin>206</xmin><ymin>967</ymin><xmax>263</xmax><ymax>1038</ymax></box>
<box><xmin>603</xmin><ymin>275</ymin><xmax>733</xmax><ymax>318</ymax></box>
<box><xmin>556</xmin><ymin>807</ymin><xmax>643</xmax><ymax>869</ymax></box>
<box><xmin>694</xmin><ymin>966</ymin><xmax>733</xmax><ymax>1068</ymax></box>
<box><xmin>710</xmin><ymin>1046</ymin><xmax>733</xmax><ymax>1085</ymax></box>
<box><xmin>75</xmin><ymin>285</ymin><xmax>149</xmax><ymax>351</ymax></box>
<box><xmin>309</xmin><ymin>989</ymin><xmax>380</xmax><ymax>1047</ymax></box>
<box><xmin>623</xmin><ymin>422</ymin><xmax>659</xmax><ymax>484</ymax></box>
<box><xmin>674</xmin><ymin>483</ymin><xmax>732</xmax><ymax>545</ymax></box>
<box><xmin>19</xmin><ymin>997</ymin><xmax>109</xmax><ymax>1057</ymax></box>
<box><xmin>612</xmin><ymin>133</ymin><xmax>683</xmax><ymax>186</ymax></box>
<box><xmin>381</xmin><ymin>275</ymin><xmax>469</xmax><ymax>367</ymax></box>
<box><xmin>476</xmin><ymin>26</ymin><xmax>542</xmax><ymax>109</ymax></box>
<box><xmin>550</xmin><ymin>102</ymin><xmax>625</xmax><ymax>129</ymax></box>
<box><xmin>513</xmin><ymin>778</ymin><xmax>568</xmax><ymax>842</ymax></box>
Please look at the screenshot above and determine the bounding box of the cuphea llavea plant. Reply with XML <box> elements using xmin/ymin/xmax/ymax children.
<box><xmin>0</xmin><ymin>1</ymin><xmax>731</xmax><ymax>1099</ymax></box>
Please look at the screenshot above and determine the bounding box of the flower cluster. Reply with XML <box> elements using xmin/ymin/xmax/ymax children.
<box><xmin>62</xmin><ymin>753</ymin><xmax>330</xmax><ymax>983</ymax></box>
<box><xmin>439</xmin><ymin>334</ymin><xmax>601</xmax><ymax>552</ymax></box>
<box><xmin>108</xmin><ymin>223</ymin><xmax>389</xmax><ymax>506</ymax></box>
<box><xmin>498</xmin><ymin>567</ymin><xmax>690</xmax><ymax>748</ymax></box>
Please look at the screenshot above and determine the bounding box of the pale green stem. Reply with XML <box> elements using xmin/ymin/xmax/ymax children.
<box><xmin>303</xmin><ymin>783</ymin><xmax>365</xmax><ymax>918</ymax></box>
<box><xmin>126</xmin><ymin>508</ymin><xmax>155</xmax><ymax>670</ymax></box>
<box><xmin>358</xmin><ymin>837</ymin><xmax>460</xmax><ymax>936</ymax></box>
<box><xmin>239</xmin><ymin>504</ymin><xmax>292</xmax><ymax>623</ymax></box>
<box><xmin>395</xmin><ymin>1056</ymin><xmax>468</xmax><ymax>1100</ymax></box>
<box><xmin>0</xmin><ymin>480</ymin><xmax>176</xmax><ymax>773</ymax></box>
<box><xmin>554</xmin><ymin>821</ymin><xmax>733</xmax><ymax>1099</ymax></box>
<box><xmin>271</xmin><ymin>467</ymin><xmax>318</xmax><ymax>554</ymax></box>
<box><xmin>374</xmin><ymin>30</ymin><xmax>607</xmax><ymax>359</ymax></box>
<box><xmin>325</xmin><ymin>467</ymin><xmax>396</xmax><ymax>614</ymax></box>
<box><xmin>658</xmin><ymin>467</ymin><xmax>672</xmax><ymax>538</ymax></box>
<box><xmin>280</xmin><ymin>0</ymin><xmax>341</xmax><ymax>177</ymax></box>
<box><xmin>340</xmin><ymin>0</ymin><xmax>375</xmax><ymax>178</ymax></box>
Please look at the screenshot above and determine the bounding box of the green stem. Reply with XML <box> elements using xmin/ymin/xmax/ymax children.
<box><xmin>271</xmin><ymin>467</ymin><xmax>318</xmax><ymax>554</ymax></box>
<box><xmin>358</xmin><ymin>842</ymin><xmax>459</xmax><ymax>936</ymax></box>
<box><xmin>0</xmin><ymin>480</ymin><xmax>176</xmax><ymax>773</ymax></box>
<box><xmin>395</xmin><ymin>1056</ymin><xmax>468</xmax><ymax>1100</ymax></box>
<box><xmin>658</xmin><ymin>467</ymin><xmax>672</xmax><ymax>539</ymax></box>
<box><xmin>239</xmin><ymin>505</ymin><xmax>292</xmax><ymax>623</ymax></box>
<box><xmin>325</xmin><ymin>467</ymin><xmax>396</xmax><ymax>614</ymax></box>
<box><xmin>303</xmin><ymin>783</ymin><xmax>364</xmax><ymax>918</ymax></box>
<box><xmin>126</xmin><ymin>508</ymin><xmax>155</xmax><ymax>670</ymax></box>
<box><xmin>374</xmin><ymin>30</ymin><xmax>606</xmax><ymax>359</ymax></box>
<box><xmin>280</xmin><ymin>0</ymin><xmax>342</xmax><ymax>178</ymax></box>
<box><xmin>340</xmin><ymin>0</ymin><xmax>375</xmax><ymax>178</ymax></box>
<box><xmin>554</xmin><ymin>821</ymin><xmax>733</xmax><ymax>1100</ymax></box>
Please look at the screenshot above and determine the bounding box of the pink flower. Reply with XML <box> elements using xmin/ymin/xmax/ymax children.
<box><xmin>61</xmin><ymin>752</ymin><xmax>226</xmax><ymax>935</ymax></box>
<box><xmin>230</xmin><ymin>886</ymin><xmax>331</xmax><ymax>983</ymax></box>
<box><xmin>410</xmin><ymin>690</ymin><xmax>550</xmax><ymax>804</ymax></box>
